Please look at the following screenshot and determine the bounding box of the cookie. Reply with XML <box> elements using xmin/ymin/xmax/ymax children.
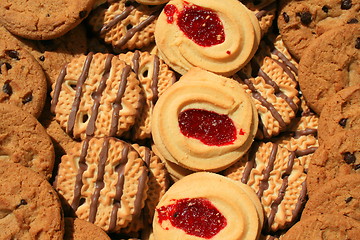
<box><xmin>278</xmin><ymin>0</ymin><xmax>360</xmax><ymax>60</ymax></box>
<box><xmin>302</xmin><ymin>174</ymin><xmax>360</xmax><ymax>221</ymax></box>
<box><xmin>119</xmin><ymin>50</ymin><xmax>176</xmax><ymax>140</ymax></box>
<box><xmin>87</xmin><ymin>0</ymin><xmax>162</xmax><ymax>51</ymax></box>
<box><xmin>135</xmin><ymin>0</ymin><xmax>169</xmax><ymax>5</ymax></box>
<box><xmin>50</xmin><ymin>52</ymin><xmax>143</xmax><ymax>140</ymax></box>
<box><xmin>281</xmin><ymin>214</ymin><xmax>360</xmax><ymax>240</ymax></box>
<box><xmin>0</xmin><ymin>103</ymin><xmax>55</xmax><ymax>180</ymax></box>
<box><xmin>318</xmin><ymin>84</ymin><xmax>360</xmax><ymax>145</ymax></box>
<box><xmin>64</xmin><ymin>217</ymin><xmax>111</xmax><ymax>240</ymax></box>
<box><xmin>235</xmin><ymin>34</ymin><xmax>300</xmax><ymax>139</ymax></box>
<box><xmin>223</xmin><ymin>141</ymin><xmax>307</xmax><ymax>233</ymax></box>
<box><xmin>0</xmin><ymin>161</ymin><xmax>64</xmax><ymax>239</ymax></box>
<box><xmin>0</xmin><ymin>37</ymin><xmax>47</xmax><ymax>118</ymax></box>
<box><xmin>0</xmin><ymin>0</ymin><xmax>95</xmax><ymax>40</ymax></box>
<box><xmin>152</xmin><ymin>172</ymin><xmax>263</xmax><ymax>240</ymax></box>
<box><xmin>155</xmin><ymin>0</ymin><xmax>261</xmax><ymax>76</ymax></box>
<box><xmin>298</xmin><ymin>24</ymin><xmax>360</xmax><ymax>114</ymax></box>
<box><xmin>151</xmin><ymin>67</ymin><xmax>258</xmax><ymax>172</ymax></box>
<box><xmin>306</xmin><ymin>129</ymin><xmax>360</xmax><ymax>197</ymax></box>
<box><xmin>54</xmin><ymin>137</ymin><xmax>149</xmax><ymax>233</ymax></box>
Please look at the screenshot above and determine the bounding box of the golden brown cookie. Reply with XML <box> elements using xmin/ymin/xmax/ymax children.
<box><xmin>151</xmin><ymin>67</ymin><xmax>258</xmax><ymax>172</ymax></box>
<box><xmin>0</xmin><ymin>0</ymin><xmax>95</xmax><ymax>40</ymax></box>
<box><xmin>0</xmin><ymin>161</ymin><xmax>64</xmax><ymax>239</ymax></box>
<box><xmin>50</xmin><ymin>52</ymin><xmax>143</xmax><ymax>140</ymax></box>
<box><xmin>0</xmin><ymin>103</ymin><xmax>55</xmax><ymax>180</ymax></box>
<box><xmin>298</xmin><ymin>25</ymin><xmax>360</xmax><ymax>114</ymax></box>
<box><xmin>54</xmin><ymin>137</ymin><xmax>149</xmax><ymax>233</ymax></box>
<box><xmin>153</xmin><ymin>172</ymin><xmax>263</xmax><ymax>240</ymax></box>
<box><xmin>135</xmin><ymin>0</ymin><xmax>169</xmax><ymax>4</ymax></box>
<box><xmin>64</xmin><ymin>217</ymin><xmax>111</xmax><ymax>240</ymax></box>
<box><xmin>155</xmin><ymin>0</ymin><xmax>261</xmax><ymax>76</ymax></box>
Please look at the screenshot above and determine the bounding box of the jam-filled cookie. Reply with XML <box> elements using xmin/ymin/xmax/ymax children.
<box><xmin>151</xmin><ymin>67</ymin><xmax>258</xmax><ymax>172</ymax></box>
<box><xmin>153</xmin><ymin>172</ymin><xmax>263</xmax><ymax>240</ymax></box>
<box><xmin>50</xmin><ymin>52</ymin><xmax>143</xmax><ymax>140</ymax></box>
<box><xmin>155</xmin><ymin>0</ymin><xmax>261</xmax><ymax>76</ymax></box>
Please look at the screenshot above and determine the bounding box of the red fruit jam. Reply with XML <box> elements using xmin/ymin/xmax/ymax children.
<box><xmin>178</xmin><ymin>108</ymin><xmax>237</xmax><ymax>146</ymax></box>
<box><xmin>156</xmin><ymin>198</ymin><xmax>227</xmax><ymax>239</ymax></box>
<box><xmin>164</xmin><ymin>3</ymin><xmax>225</xmax><ymax>47</ymax></box>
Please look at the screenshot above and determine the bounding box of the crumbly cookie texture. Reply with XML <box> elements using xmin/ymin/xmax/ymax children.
<box><xmin>64</xmin><ymin>217</ymin><xmax>111</xmax><ymax>240</ymax></box>
<box><xmin>152</xmin><ymin>67</ymin><xmax>258</xmax><ymax>172</ymax></box>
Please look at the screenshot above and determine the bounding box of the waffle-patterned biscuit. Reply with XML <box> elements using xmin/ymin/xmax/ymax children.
<box><xmin>54</xmin><ymin>137</ymin><xmax>149</xmax><ymax>233</ymax></box>
<box><xmin>0</xmin><ymin>103</ymin><xmax>55</xmax><ymax>179</ymax></box>
<box><xmin>224</xmin><ymin>141</ymin><xmax>307</xmax><ymax>233</ymax></box>
<box><xmin>64</xmin><ymin>217</ymin><xmax>111</xmax><ymax>240</ymax></box>
<box><xmin>87</xmin><ymin>0</ymin><xmax>162</xmax><ymax>51</ymax></box>
<box><xmin>235</xmin><ymin>34</ymin><xmax>300</xmax><ymax>139</ymax></box>
<box><xmin>0</xmin><ymin>161</ymin><xmax>64</xmax><ymax>239</ymax></box>
<box><xmin>155</xmin><ymin>0</ymin><xmax>261</xmax><ymax>76</ymax></box>
<box><xmin>51</xmin><ymin>52</ymin><xmax>143</xmax><ymax>140</ymax></box>
<box><xmin>152</xmin><ymin>67</ymin><xmax>258</xmax><ymax>172</ymax></box>
<box><xmin>119</xmin><ymin>50</ymin><xmax>176</xmax><ymax>140</ymax></box>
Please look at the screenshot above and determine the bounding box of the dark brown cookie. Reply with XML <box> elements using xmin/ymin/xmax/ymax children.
<box><xmin>0</xmin><ymin>103</ymin><xmax>55</xmax><ymax>180</ymax></box>
<box><xmin>0</xmin><ymin>161</ymin><xmax>64</xmax><ymax>239</ymax></box>
<box><xmin>278</xmin><ymin>0</ymin><xmax>360</xmax><ymax>60</ymax></box>
<box><xmin>298</xmin><ymin>25</ymin><xmax>360</xmax><ymax>114</ymax></box>
<box><xmin>64</xmin><ymin>217</ymin><xmax>111</xmax><ymax>240</ymax></box>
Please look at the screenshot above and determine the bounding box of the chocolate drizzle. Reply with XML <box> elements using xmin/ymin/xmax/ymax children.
<box><xmin>151</xmin><ymin>55</ymin><xmax>160</xmax><ymax>104</ymax></box>
<box><xmin>241</xmin><ymin>142</ymin><xmax>260</xmax><ymax>184</ymax></box>
<box><xmin>254</xmin><ymin>1</ymin><xmax>276</xmax><ymax>20</ymax></box>
<box><xmin>292</xmin><ymin>128</ymin><xmax>317</xmax><ymax>139</ymax></box>
<box><xmin>51</xmin><ymin>65</ymin><xmax>67</xmax><ymax>113</ymax></box>
<box><xmin>131</xmin><ymin>50</ymin><xmax>141</xmax><ymax>76</ymax></box>
<box><xmin>257</xmin><ymin>143</ymin><xmax>278</xmax><ymax>198</ymax></box>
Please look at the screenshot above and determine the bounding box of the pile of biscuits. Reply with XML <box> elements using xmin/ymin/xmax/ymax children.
<box><xmin>0</xmin><ymin>0</ymin><xmax>359</xmax><ymax>239</ymax></box>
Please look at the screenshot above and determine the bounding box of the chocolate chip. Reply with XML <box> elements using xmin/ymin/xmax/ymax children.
<box><xmin>343</xmin><ymin>152</ymin><xmax>356</xmax><ymax>164</ymax></box>
<box><xmin>22</xmin><ymin>92</ymin><xmax>33</xmax><ymax>104</ymax></box>
<box><xmin>322</xmin><ymin>5</ymin><xmax>329</xmax><ymax>13</ymax></box>
<box><xmin>39</xmin><ymin>55</ymin><xmax>45</xmax><ymax>61</ymax></box>
<box><xmin>5</xmin><ymin>50</ymin><xmax>20</xmax><ymax>60</ymax></box>
<box><xmin>2</xmin><ymin>80</ymin><xmax>12</xmax><ymax>95</ymax></box>
<box><xmin>79</xmin><ymin>10</ymin><xmax>87</xmax><ymax>18</ymax></box>
<box><xmin>345</xmin><ymin>196</ymin><xmax>353</xmax><ymax>203</ymax></box>
<box><xmin>356</xmin><ymin>37</ymin><xmax>360</xmax><ymax>49</ymax></box>
<box><xmin>341</xmin><ymin>0</ymin><xmax>352</xmax><ymax>10</ymax></box>
<box><xmin>282</xmin><ymin>12</ymin><xmax>290</xmax><ymax>23</ymax></box>
<box><xmin>347</xmin><ymin>18</ymin><xmax>359</xmax><ymax>24</ymax></box>
<box><xmin>296</xmin><ymin>11</ymin><xmax>312</xmax><ymax>25</ymax></box>
<box><xmin>16</xmin><ymin>199</ymin><xmax>27</xmax><ymax>208</ymax></box>
<box><xmin>0</xmin><ymin>62</ymin><xmax>12</xmax><ymax>74</ymax></box>
<box><xmin>355</xmin><ymin>164</ymin><xmax>360</xmax><ymax>170</ymax></box>
<box><xmin>338</xmin><ymin>118</ymin><xmax>347</xmax><ymax>127</ymax></box>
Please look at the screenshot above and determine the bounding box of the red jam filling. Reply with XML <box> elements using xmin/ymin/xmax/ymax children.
<box><xmin>178</xmin><ymin>109</ymin><xmax>237</xmax><ymax>146</ymax></box>
<box><xmin>156</xmin><ymin>198</ymin><xmax>227</xmax><ymax>239</ymax></box>
<box><xmin>164</xmin><ymin>3</ymin><xmax>225</xmax><ymax>47</ymax></box>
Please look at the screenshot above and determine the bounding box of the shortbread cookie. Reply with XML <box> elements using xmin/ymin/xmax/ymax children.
<box><xmin>302</xmin><ymin>174</ymin><xmax>360</xmax><ymax>221</ymax></box>
<box><xmin>278</xmin><ymin>0</ymin><xmax>360</xmax><ymax>60</ymax></box>
<box><xmin>0</xmin><ymin>103</ymin><xmax>55</xmax><ymax>179</ymax></box>
<box><xmin>51</xmin><ymin>52</ymin><xmax>143</xmax><ymax>140</ymax></box>
<box><xmin>153</xmin><ymin>172</ymin><xmax>263</xmax><ymax>240</ymax></box>
<box><xmin>224</xmin><ymin>141</ymin><xmax>307</xmax><ymax>233</ymax></box>
<box><xmin>0</xmin><ymin>161</ymin><xmax>64</xmax><ymax>239</ymax></box>
<box><xmin>0</xmin><ymin>39</ymin><xmax>47</xmax><ymax>118</ymax></box>
<box><xmin>0</xmin><ymin>0</ymin><xmax>95</xmax><ymax>40</ymax></box>
<box><xmin>64</xmin><ymin>217</ymin><xmax>111</xmax><ymax>240</ymax></box>
<box><xmin>318</xmin><ymin>85</ymin><xmax>360</xmax><ymax>144</ymax></box>
<box><xmin>298</xmin><ymin>25</ymin><xmax>360</xmax><ymax>114</ymax></box>
<box><xmin>152</xmin><ymin>67</ymin><xmax>258</xmax><ymax>172</ymax></box>
<box><xmin>236</xmin><ymin>34</ymin><xmax>300</xmax><ymax>139</ymax></box>
<box><xmin>119</xmin><ymin>50</ymin><xmax>176</xmax><ymax>140</ymax></box>
<box><xmin>88</xmin><ymin>0</ymin><xmax>162</xmax><ymax>51</ymax></box>
<box><xmin>54</xmin><ymin>137</ymin><xmax>149</xmax><ymax>233</ymax></box>
<box><xmin>281</xmin><ymin>214</ymin><xmax>360</xmax><ymax>240</ymax></box>
<box><xmin>306</xmin><ymin>130</ymin><xmax>360</xmax><ymax>197</ymax></box>
<box><xmin>155</xmin><ymin>0</ymin><xmax>261</xmax><ymax>76</ymax></box>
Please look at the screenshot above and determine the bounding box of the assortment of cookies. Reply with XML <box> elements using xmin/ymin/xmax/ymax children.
<box><xmin>0</xmin><ymin>0</ymin><xmax>359</xmax><ymax>239</ymax></box>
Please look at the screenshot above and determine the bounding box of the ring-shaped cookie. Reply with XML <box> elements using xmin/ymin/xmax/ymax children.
<box><xmin>155</xmin><ymin>0</ymin><xmax>261</xmax><ymax>76</ymax></box>
<box><xmin>151</xmin><ymin>67</ymin><xmax>258</xmax><ymax>172</ymax></box>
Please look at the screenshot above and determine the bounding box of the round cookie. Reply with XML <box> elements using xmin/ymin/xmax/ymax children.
<box><xmin>155</xmin><ymin>0</ymin><xmax>261</xmax><ymax>76</ymax></box>
<box><xmin>0</xmin><ymin>0</ymin><xmax>95</xmax><ymax>40</ymax></box>
<box><xmin>278</xmin><ymin>0</ymin><xmax>360</xmax><ymax>60</ymax></box>
<box><xmin>0</xmin><ymin>37</ymin><xmax>47</xmax><ymax>118</ymax></box>
<box><xmin>50</xmin><ymin>52</ymin><xmax>143</xmax><ymax>140</ymax></box>
<box><xmin>0</xmin><ymin>161</ymin><xmax>64</xmax><ymax>239</ymax></box>
<box><xmin>64</xmin><ymin>217</ymin><xmax>111</xmax><ymax>240</ymax></box>
<box><xmin>318</xmin><ymin>84</ymin><xmax>360</xmax><ymax>144</ymax></box>
<box><xmin>0</xmin><ymin>103</ymin><xmax>55</xmax><ymax>180</ymax></box>
<box><xmin>298</xmin><ymin>24</ymin><xmax>360</xmax><ymax>114</ymax></box>
<box><xmin>54</xmin><ymin>137</ymin><xmax>149</xmax><ymax>233</ymax></box>
<box><xmin>281</xmin><ymin>214</ymin><xmax>360</xmax><ymax>240</ymax></box>
<box><xmin>153</xmin><ymin>172</ymin><xmax>263</xmax><ymax>240</ymax></box>
<box><xmin>302</xmin><ymin>174</ymin><xmax>360</xmax><ymax>221</ymax></box>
